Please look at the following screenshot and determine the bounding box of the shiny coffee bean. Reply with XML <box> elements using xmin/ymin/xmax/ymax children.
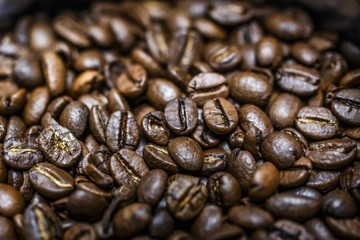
<box><xmin>228</xmin><ymin>205</ymin><xmax>274</xmax><ymax>229</ymax></box>
<box><xmin>256</xmin><ymin>36</ymin><xmax>282</xmax><ymax>69</ymax></box>
<box><xmin>89</xmin><ymin>105</ymin><xmax>108</xmax><ymax>144</ymax></box>
<box><xmin>0</xmin><ymin>183</ymin><xmax>25</xmax><ymax>217</ymax></box>
<box><xmin>146</xmin><ymin>78</ymin><xmax>182</xmax><ymax>110</ymax></box>
<box><xmin>0</xmin><ymin>216</ymin><xmax>17</xmax><ymax>240</ymax></box>
<box><xmin>330</xmin><ymin>88</ymin><xmax>360</xmax><ymax>126</ymax></box>
<box><xmin>42</xmin><ymin>50</ymin><xmax>66</xmax><ymax>97</ymax></box>
<box><xmin>207</xmin><ymin>44</ymin><xmax>242</xmax><ymax>71</ymax></box>
<box><xmin>168</xmin><ymin>137</ymin><xmax>203</xmax><ymax>171</ymax></box>
<box><xmin>280</xmin><ymin>157</ymin><xmax>312</xmax><ymax>188</ymax></box>
<box><xmin>202</xmin><ymin>148</ymin><xmax>227</xmax><ymax>176</ymax></box>
<box><xmin>137</xmin><ymin>169</ymin><xmax>168</xmax><ymax>206</ymax></box>
<box><xmin>192</xmin><ymin>204</ymin><xmax>224</xmax><ymax>239</ymax></box>
<box><xmin>305</xmin><ymin>218</ymin><xmax>336</xmax><ymax>240</ymax></box>
<box><xmin>306</xmin><ymin>169</ymin><xmax>341</xmax><ymax>192</ymax></box>
<box><xmin>325</xmin><ymin>216</ymin><xmax>360</xmax><ymax>240</ymax></box>
<box><xmin>271</xmin><ymin>219</ymin><xmax>314</xmax><ymax>240</ymax></box>
<box><xmin>322</xmin><ymin>190</ymin><xmax>358</xmax><ymax>218</ymax></box>
<box><xmin>141</xmin><ymin>111</ymin><xmax>171</xmax><ymax>146</ymax></box>
<box><xmin>143</xmin><ymin>143</ymin><xmax>179</xmax><ymax>174</ymax></box>
<box><xmin>7</xmin><ymin>169</ymin><xmax>34</xmax><ymax>202</ymax></box>
<box><xmin>290</xmin><ymin>42</ymin><xmax>319</xmax><ymax>66</ymax></box>
<box><xmin>63</xmin><ymin>223</ymin><xmax>96</xmax><ymax>240</ymax></box>
<box><xmin>149</xmin><ymin>210</ymin><xmax>174</xmax><ymax>239</ymax></box>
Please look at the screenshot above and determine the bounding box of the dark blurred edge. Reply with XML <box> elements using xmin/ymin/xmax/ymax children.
<box><xmin>0</xmin><ymin>0</ymin><xmax>360</xmax><ymax>43</ymax></box>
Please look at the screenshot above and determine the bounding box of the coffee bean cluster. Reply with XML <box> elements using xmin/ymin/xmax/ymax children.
<box><xmin>0</xmin><ymin>1</ymin><xmax>359</xmax><ymax>239</ymax></box>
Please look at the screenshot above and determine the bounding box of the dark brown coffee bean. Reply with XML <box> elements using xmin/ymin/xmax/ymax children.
<box><xmin>0</xmin><ymin>183</ymin><xmax>24</xmax><ymax>217</ymax></box>
<box><xmin>320</xmin><ymin>52</ymin><xmax>347</xmax><ymax>91</ymax></box>
<box><xmin>0</xmin><ymin>216</ymin><xmax>16</xmax><ymax>240</ymax></box>
<box><xmin>63</xmin><ymin>223</ymin><xmax>96</xmax><ymax>240</ymax></box>
<box><xmin>249</xmin><ymin>162</ymin><xmax>279</xmax><ymax>202</ymax></box>
<box><xmin>231</xmin><ymin>21</ymin><xmax>263</xmax><ymax>45</ymax></box>
<box><xmin>295</xmin><ymin>106</ymin><xmax>338</xmax><ymax>140</ymax></box>
<box><xmin>276</xmin><ymin>64</ymin><xmax>320</xmax><ymax>97</ymax></box>
<box><xmin>291</xmin><ymin>42</ymin><xmax>319</xmax><ymax>66</ymax></box>
<box><xmin>202</xmin><ymin>148</ymin><xmax>227</xmax><ymax>176</ymax></box>
<box><xmin>109</xmin><ymin>17</ymin><xmax>136</xmax><ymax>51</ymax></box>
<box><xmin>146</xmin><ymin>79</ymin><xmax>182</xmax><ymax>110</ymax></box>
<box><xmin>209</xmin><ymin>2</ymin><xmax>253</xmax><ymax>26</ymax></box>
<box><xmin>39</xmin><ymin>124</ymin><xmax>82</xmax><ymax>168</ymax></box>
<box><xmin>207</xmin><ymin>172</ymin><xmax>241</xmax><ymax>208</ymax></box>
<box><xmin>207</xmin><ymin>44</ymin><xmax>242</xmax><ymax>71</ymax></box>
<box><xmin>113</xmin><ymin>203</ymin><xmax>152</xmax><ymax>239</ymax></box>
<box><xmin>305</xmin><ymin>138</ymin><xmax>357</xmax><ymax>169</ymax></box>
<box><xmin>261</xmin><ymin>131</ymin><xmax>303</xmax><ymax>169</ymax></box>
<box><xmin>7</xmin><ymin>170</ymin><xmax>34</xmax><ymax>202</ymax></box>
<box><xmin>280</xmin><ymin>157</ymin><xmax>312</xmax><ymax>188</ymax></box>
<box><xmin>256</xmin><ymin>36</ymin><xmax>282</xmax><ymax>69</ymax></box>
<box><xmin>71</xmin><ymin>70</ymin><xmax>104</xmax><ymax>97</ymax></box>
<box><xmin>229</xmin><ymin>71</ymin><xmax>273</xmax><ymax>107</ymax></box>
<box><xmin>323</xmin><ymin>190</ymin><xmax>358</xmax><ymax>218</ymax></box>
<box><xmin>131</xmin><ymin>48</ymin><xmax>165</xmax><ymax>77</ymax></box>
<box><xmin>146</xmin><ymin>23</ymin><xmax>169</xmax><ymax>64</ymax></box>
<box><xmin>0</xmin><ymin>87</ymin><xmax>26</xmax><ymax>116</ymax></box>
<box><xmin>194</xmin><ymin>18</ymin><xmax>226</xmax><ymax>40</ymax></box>
<box><xmin>166</xmin><ymin>175</ymin><xmax>208</xmax><ymax>220</ymax></box>
<box><xmin>82</xmin><ymin>153</ymin><xmax>113</xmax><ymax>189</ymax></box>
<box><xmin>271</xmin><ymin>219</ymin><xmax>314</xmax><ymax>240</ymax></box>
<box><xmin>227</xmin><ymin>126</ymin><xmax>244</xmax><ymax>149</ymax></box>
<box><xmin>306</xmin><ymin>170</ymin><xmax>341</xmax><ymax>192</ymax></box>
<box><xmin>59</xmin><ymin>101</ymin><xmax>89</xmax><ymax>138</ymax></box>
<box><xmin>0</xmin><ymin>148</ymin><xmax>7</xmax><ymax>183</ymax></box>
<box><xmin>89</xmin><ymin>105</ymin><xmax>108</xmax><ymax>144</ymax></box>
<box><xmin>305</xmin><ymin>218</ymin><xmax>336</xmax><ymax>240</ymax></box>
<box><xmin>204</xmin><ymin>224</ymin><xmax>245</xmax><ymax>240</ymax></box>
<box><xmin>164</xmin><ymin>98</ymin><xmax>198</xmax><ymax>135</ymax></box>
<box><xmin>4</xmin><ymin>116</ymin><xmax>26</xmax><ymax>141</ymax></box>
<box><xmin>228</xmin><ymin>149</ymin><xmax>256</xmax><ymax>192</ymax></box>
<box><xmin>116</xmin><ymin>63</ymin><xmax>147</xmax><ymax>98</ymax></box>
<box><xmin>149</xmin><ymin>210</ymin><xmax>174</xmax><ymax>239</ymax></box>
<box><xmin>3</xmin><ymin>137</ymin><xmax>43</xmax><ymax>170</ymax></box>
<box><xmin>168</xmin><ymin>137</ymin><xmax>203</xmax><ymax>171</ymax></box>
<box><xmin>268</xmin><ymin>93</ymin><xmax>302</xmax><ymax>129</ymax></box>
<box><xmin>141</xmin><ymin>111</ymin><xmax>171</xmax><ymax>146</ymax></box>
<box><xmin>23</xmin><ymin>202</ymin><xmax>62</xmax><ymax>240</ymax></box>
<box><xmin>265</xmin><ymin>192</ymin><xmax>321</xmax><ymax>221</ymax></box>
<box><xmin>203</xmin><ymin>97</ymin><xmax>238</xmax><ymax>135</ymax></box>
<box><xmin>53</xmin><ymin>15</ymin><xmax>90</xmax><ymax>47</ymax></box>
<box><xmin>13</xmin><ymin>56</ymin><xmax>43</xmax><ymax>89</ymax></box>
<box><xmin>143</xmin><ymin>143</ymin><xmax>179</xmax><ymax>174</ymax></box>
<box><xmin>325</xmin><ymin>216</ymin><xmax>360</xmax><ymax>240</ymax></box>
<box><xmin>330</xmin><ymin>88</ymin><xmax>360</xmax><ymax>126</ymax></box>
<box><xmin>29</xmin><ymin>162</ymin><xmax>74</xmax><ymax>199</ymax></box>
<box><xmin>228</xmin><ymin>205</ymin><xmax>274</xmax><ymax>229</ymax></box>
<box><xmin>105</xmin><ymin>111</ymin><xmax>139</xmax><ymax>152</ymax></box>
<box><xmin>29</xmin><ymin>20</ymin><xmax>56</xmax><ymax>51</ymax></box>
<box><xmin>74</xmin><ymin>49</ymin><xmax>105</xmax><ymax>72</ymax></box>
<box><xmin>110</xmin><ymin>149</ymin><xmax>149</xmax><ymax>187</ymax></box>
<box><xmin>282</xmin><ymin>127</ymin><xmax>309</xmax><ymax>151</ymax></box>
<box><xmin>107</xmin><ymin>89</ymin><xmax>130</xmax><ymax>113</ymax></box>
<box><xmin>339</xmin><ymin>69</ymin><xmax>360</xmax><ymax>88</ymax></box>
<box><xmin>187</xmin><ymin>73</ymin><xmax>229</xmax><ymax>107</ymax></box>
<box><xmin>137</xmin><ymin>169</ymin><xmax>168</xmax><ymax>206</ymax></box>
<box><xmin>192</xmin><ymin>204</ymin><xmax>224</xmax><ymax>239</ymax></box>
<box><xmin>22</xmin><ymin>87</ymin><xmax>49</xmax><ymax>125</ymax></box>
<box><xmin>42</xmin><ymin>50</ymin><xmax>66</xmax><ymax>97</ymax></box>
<box><xmin>238</xmin><ymin>104</ymin><xmax>274</xmax><ymax>139</ymax></box>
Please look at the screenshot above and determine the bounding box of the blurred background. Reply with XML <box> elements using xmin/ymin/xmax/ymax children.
<box><xmin>0</xmin><ymin>0</ymin><xmax>360</xmax><ymax>42</ymax></box>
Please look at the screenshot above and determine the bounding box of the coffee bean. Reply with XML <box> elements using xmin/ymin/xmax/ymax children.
<box><xmin>305</xmin><ymin>218</ymin><xmax>336</xmax><ymax>240</ymax></box>
<box><xmin>261</xmin><ymin>131</ymin><xmax>303</xmax><ymax>169</ymax></box>
<box><xmin>110</xmin><ymin>149</ymin><xmax>149</xmax><ymax>187</ymax></box>
<box><xmin>39</xmin><ymin>124</ymin><xmax>82</xmax><ymax>168</ymax></box>
<box><xmin>249</xmin><ymin>162</ymin><xmax>279</xmax><ymax>201</ymax></box>
<box><xmin>276</xmin><ymin>64</ymin><xmax>320</xmax><ymax>97</ymax></box>
<box><xmin>149</xmin><ymin>210</ymin><xmax>174</xmax><ymax>239</ymax></box>
<box><xmin>71</xmin><ymin>70</ymin><xmax>104</xmax><ymax>97</ymax></box>
<box><xmin>0</xmin><ymin>183</ymin><xmax>24</xmax><ymax>217</ymax></box>
<box><xmin>322</xmin><ymin>190</ymin><xmax>358</xmax><ymax>218</ymax></box>
<box><xmin>330</xmin><ymin>88</ymin><xmax>360</xmax><ymax>126</ymax></box>
<box><xmin>53</xmin><ymin>15</ymin><xmax>90</xmax><ymax>47</ymax></box>
<box><xmin>192</xmin><ymin>204</ymin><xmax>223</xmax><ymax>239</ymax></box>
<box><xmin>290</xmin><ymin>42</ymin><xmax>319</xmax><ymax>66</ymax></box>
<box><xmin>146</xmin><ymin>23</ymin><xmax>169</xmax><ymax>64</ymax></box>
<box><xmin>143</xmin><ymin>143</ymin><xmax>179</xmax><ymax>174</ymax></box>
<box><xmin>59</xmin><ymin>101</ymin><xmax>89</xmax><ymax>138</ymax></box>
<box><xmin>305</xmin><ymin>138</ymin><xmax>357</xmax><ymax>169</ymax></box>
<box><xmin>192</xmin><ymin>121</ymin><xmax>222</xmax><ymax>148</ymax></box>
<box><xmin>271</xmin><ymin>219</ymin><xmax>314</xmax><ymax>240</ymax></box>
<box><xmin>207</xmin><ymin>44</ymin><xmax>242</xmax><ymax>71</ymax></box>
<box><xmin>256</xmin><ymin>36</ymin><xmax>282</xmax><ymax>69</ymax></box>
<box><xmin>141</xmin><ymin>111</ymin><xmax>171</xmax><ymax>145</ymax></box>
<box><xmin>116</xmin><ymin>63</ymin><xmax>147</xmax><ymax>98</ymax></box>
<box><xmin>4</xmin><ymin>116</ymin><xmax>26</xmax><ymax>142</ymax></box>
<box><xmin>187</xmin><ymin>73</ymin><xmax>229</xmax><ymax>107</ymax></box>
<box><xmin>168</xmin><ymin>137</ymin><xmax>203</xmax><ymax>171</ymax></box>
<box><xmin>325</xmin><ymin>216</ymin><xmax>360</xmax><ymax>240</ymax></box>
<box><xmin>42</xmin><ymin>50</ymin><xmax>66</xmax><ymax>97</ymax></box>
<box><xmin>137</xmin><ymin>169</ymin><xmax>167</xmax><ymax>206</ymax></box>
<box><xmin>113</xmin><ymin>203</ymin><xmax>152</xmax><ymax>239</ymax></box>
<box><xmin>105</xmin><ymin>111</ymin><xmax>139</xmax><ymax>152</ymax></box>
<box><xmin>89</xmin><ymin>105</ymin><xmax>108</xmax><ymax>144</ymax></box>
<box><xmin>295</xmin><ymin>106</ymin><xmax>338</xmax><ymax>139</ymax></box>
<box><xmin>207</xmin><ymin>172</ymin><xmax>241</xmax><ymax>207</ymax></box>
<box><xmin>23</xmin><ymin>86</ymin><xmax>50</xmax><ymax>125</ymax></box>
<box><xmin>63</xmin><ymin>223</ymin><xmax>96</xmax><ymax>240</ymax></box>
<box><xmin>0</xmin><ymin>216</ymin><xmax>17</xmax><ymax>240</ymax></box>
<box><xmin>204</xmin><ymin>224</ymin><xmax>245</xmax><ymax>240</ymax></box>
<box><xmin>280</xmin><ymin>157</ymin><xmax>312</xmax><ymax>188</ymax></box>
<box><xmin>146</xmin><ymin>79</ymin><xmax>182</xmax><ymax>110</ymax></box>
<box><xmin>209</xmin><ymin>2</ymin><xmax>253</xmax><ymax>26</ymax></box>
<box><xmin>7</xmin><ymin>169</ymin><xmax>34</xmax><ymax>202</ymax></box>
<box><xmin>202</xmin><ymin>148</ymin><xmax>227</xmax><ymax>176</ymax></box>
<box><xmin>29</xmin><ymin>162</ymin><xmax>74</xmax><ymax>199</ymax></box>
<box><xmin>194</xmin><ymin>18</ymin><xmax>226</xmax><ymax>40</ymax></box>
<box><xmin>166</xmin><ymin>175</ymin><xmax>208</xmax><ymax>220</ymax></box>
<box><xmin>107</xmin><ymin>89</ymin><xmax>130</xmax><ymax>113</ymax></box>
<box><xmin>131</xmin><ymin>48</ymin><xmax>165</xmax><ymax>77</ymax></box>
<box><xmin>306</xmin><ymin>169</ymin><xmax>341</xmax><ymax>192</ymax></box>
<box><xmin>82</xmin><ymin>153</ymin><xmax>113</xmax><ymax>189</ymax></box>
<box><xmin>74</xmin><ymin>49</ymin><xmax>105</xmax><ymax>72</ymax></box>
<box><xmin>164</xmin><ymin>98</ymin><xmax>198</xmax><ymax>135</ymax></box>
<box><xmin>228</xmin><ymin>205</ymin><xmax>274</xmax><ymax>229</ymax></box>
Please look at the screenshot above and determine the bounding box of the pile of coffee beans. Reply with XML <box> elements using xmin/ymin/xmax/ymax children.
<box><xmin>0</xmin><ymin>1</ymin><xmax>359</xmax><ymax>239</ymax></box>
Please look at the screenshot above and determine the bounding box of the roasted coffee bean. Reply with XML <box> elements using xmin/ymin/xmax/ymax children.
<box><xmin>109</xmin><ymin>17</ymin><xmax>135</xmax><ymax>51</ymax></box>
<box><xmin>290</xmin><ymin>42</ymin><xmax>319</xmax><ymax>66</ymax></box>
<box><xmin>192</xmin><ymin>204</ymin><xmax>224</xmax><ymax>239</ymax></box>
<box><xmin>4</xmin><ymin>116</ymin><xmax>26</xmax><ymax>142</ymax></box>
<box><xmin>89</xmin><ymin>105</ymin><xmax>108</xmax><ymax>144</ymax></box>
<box><xmin>149</xmin><ymin>210</ymin><xmax>174</xmax><ymax>239</ymax></box>
<box><xmin>207</xmin><ymin>44</ymin><xmax>242</xmax><ymax>71</ymax></box>
<box><xmin>59</xmin><ymin>101</ymin><xmax>89</xmax><ymax>138</ymax></box>
<box><xmin>227</xmin><ymin>126</ymin><xmax>244</xmax><ymax>149</ymax></box>
<box><xmin>229</xmin><ymin>71</ymin><xmax>272</xmax><ymax>107</ymax></box>
<box><xmin>164</xmin><ymin>98</ymin><xmax>198</xmax><ymax>135</ymax></box>
<box><xmin>39</xmin><ymin>124</ymin><xmax>82</xmax><ymax>168</ymax></box>
<box><xmin>146</xmin><ymin>23</ymin><xmax>169</xmax><ymax>64</ymax></box>
<box><xmin>325</xmin><ymin>216</ymin><xmax>360</xmax><ymax>240</ymax></box>
<box><xmin>74</xmin><ymin>49</ymin><xmax>105</xmax><ymax>72</ymax></box>
<box><xmin>276</xmin><ymin>64</ymin><xmax>320</xmax><ymax>97</ymax></box>
<box><xmin>306</xmin><ymin>169</ymin><xmax>341</xmax><ymax>192</ymax></box>
<box><xmin>0</xmin><ymin>215</ymin><xmax>17</xmax><ymax>240</ymax></box>
<box><xmin>113</xmin><ymin>203</ymin><xmax>152</xmax><ymax>239</ymax></box>
<box><xmin>131</xmin><ymin>48</ymin><xmax>165</xmax><ymax>77</ymax></box>
<box><xmin>63</xmin><ymin>223</ymin><xmax>96</xmax><ymax>240</ymax></box>
<box><xmin>238</xmin><ymin>104</ymin><xmax>273</xmax><ymax>139</ymax></box>
<box><xmin>280</xmin><ymin>157</ymin><xmax>312</xmax><ymax>188</ymax></box>
<box><xmin>107</xmin><ymin>89</ymin><xmax>130</xmax><ymax>113</ymax></box>
<box><xmin>203</xmin><ymin>97</ymin><xmax>238</xmax><ymax>135</ymax></box>
<box><xmin>116</xmin><ymin>63</ymin><xmax>147</xmax><ymax>98</ymax></box>
<box><xmin>0</xmin><ymin>149</ymin><xmax>6</xmax><ymax>183</ymax></box>
<box><xmin>42</xmin><ymin>50</ymin><xmax>66</xmax><ymax>97</ymax></box>
<box><xmin>204</xmin><ymin>224</ymin><xmax>245</xmax><ymax>240</ymax></box>
<box><xmin>82</xmin><ymin>153</ymin><xmax>113</xmax><ymax>188</ymax></box>
<box><xmin>0</xmin><ymin>87</ymin><xmax>26</xmax><ymax>116</ymax></box>
<box><xmin>141</xmin><ymin>111</ymin><xmax>171</xmax><ymax>146</ymax></box>
<box><xmin>249</xmin><ymin>162</ymin><xmax>279</xmax><ymax>202</ymax></box>
<box><xmin>23</xmin><ymin>202</ymin><xmax>62</xmax><ymax>240</ymax></box>
<box><xmin>305</xmin><ymin>218</ymin><xmax>336</xmax><ymax>240</ymax></box>
<box><xmin>168</xmin><ymin>137</ymin><xmax>203</xmax><ymax>171</ymax></box>
<box><xmin>295</xmin><ymin>106</ymin><xmax>338</xmax><ymax>140</ymax></box>
<box><xmin>207</xmin><ymin>172</ymin><xmax>241</xmax><ymax>207</ymax></box>
<box><xmin>202</xmin><ymin>148</ymin><xmax>227</xmax><ymax>176</ymax></box>
<box><xmin>53</xmin><ymin>15</ymin><xmax>90</xmax><ymax>47</ymax></box>
<box><xmin>329</xmin><ymin>88</ymin><xmax>360</xmax><ymax>126</ymax></box>
<box><xmin>146</xmin><ymin>79</ymin><xmax>182</xmax><ymax>110</ymax></box>
<box><xmin>256</xmin><ymin>36</ymin><xmax>282</xmax><ymax>69</ymax></box>
<box><xmin>209</xmin><ymin>2</ymin><xmax>253</xmax><ymax>26</ymax></box>
<box><xmin>261</xmin><ymin>131</ymin><xmax>303</xmax><ymax>169</ymax></box>
<box><xmin>320</xmin><ymin>52</ymin><xmax>347</xmax><ymax>91</ymax></box>
<box><xmin>192</xmin><ymin>122</ymin><xmax>222</xmax><ymax>148</ymax></box>
<box><xmin>268</xmin><ymin>93</ymin><xmax>302</xmax><ymax>129</ymax></box>
<box><xmin>71</xmin><ymin>70</ymin><xmax>104</xmax><ymax>97</ymax></box>
<box><xmin>3</xmin><ymin>137</ymin><xmax>43</xmax><ymax>170</ymax></box>
<box><xmin>0</xmin><ymin>183</ymin><xmax>25</xmax><ymax>217</ymax></box>
<box><xmin>22</xmin><ymin>87</ymin><xmax>49</xmax><ymax>125</ymax></box>
<box><xmin>105</xmin><ymin>111</ymin><xmax>139</xmax><ymax>152</ymax></box>
<box><xmin>322</xmin><ymin>190</ymin><xmax>358</xmax><ymax>218</ymax></box>
<box><xmin>187</xmin><ymin>73</ymin><xmax>229</xmax><ymax>107</ymax></box>
<box><xmin>228</xmin><ymin>205</ymin><xmax>273</xmax><ymax>229</ymax></box>
<box><xmin>143</xmin><ymin>143</ymin><xmax>179</xmax><ymax>174</ymax></box>
<box><xmin>7</xmin><ymin>170</ymin><xmax>34</xmax><ymax>202</ymax></box>
<box><xmin>271</xmin><ymin>219</ymin><xmax>314</xmax><ymax>240</ymax></box>
<box><xmin>305</xmin><ymin>138</ymin><xmax>357</xmax><ymax>169</ymax></box>
<box><xmin>29</xmin><ymin>162</ymin><xmax>74</xmax><ymax>199</ymax></box>
<box><xmin>137</xmin><ymin>169</ymin><xmax>167</xmax><ymax>206</ymax></box>
<box><xmin>339</xmin><ymin>69</ymin><xmax>360</xmax><ymax>87</ymax></box>
<box><xmin>110</xmin><ymin>149</ymin><xmax>149</xmax><ymax>187</ymax></box>
<box><xmin>194</xmin><ymin>18</ymin><xmax>226</xmax><ymax>40</ymax></box>
<box><xmin>166</xmin><ymin>175</ymin><xmax>208</xmax><ymax>220</ymax></box>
